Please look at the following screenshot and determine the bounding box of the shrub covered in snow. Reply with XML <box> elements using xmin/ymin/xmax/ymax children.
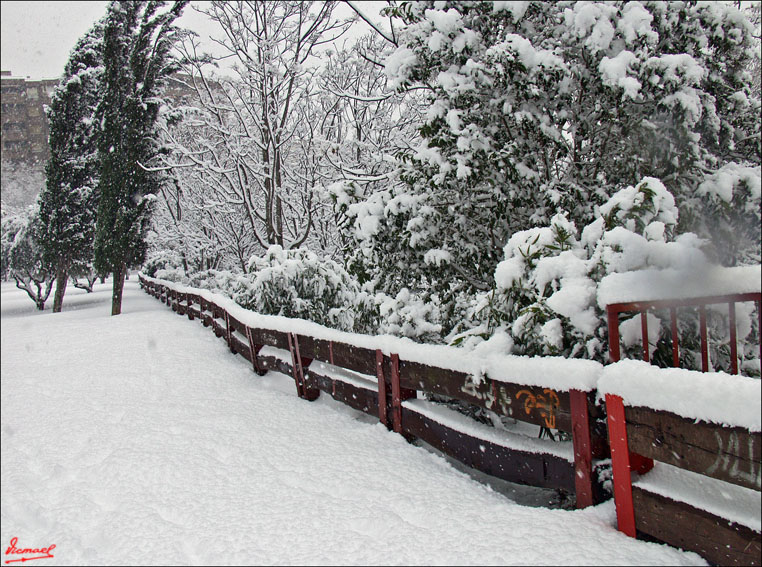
<box><xmin>232</xmin><ymin>246</ymin><xmax>376</xmax><ymax>333</ymax></box>
<box><xmin>375</xmin><ymin>287</ymin><xmax>443</xmax><ymax>342</ymax></box>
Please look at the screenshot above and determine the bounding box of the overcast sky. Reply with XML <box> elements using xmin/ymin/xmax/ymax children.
<box><xmin>0</xmin><ymin>1</ymin><xmax>388</xmax><ymax>80</ymax></box>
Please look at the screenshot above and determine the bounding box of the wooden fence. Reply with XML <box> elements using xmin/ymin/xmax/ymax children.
<box><xmin>139</xmin><ymin>274</ymin><xmax>608</xmax><ymax>507</ymax></box>
<box><xmin>139</xmin><ymin>274</ymin><xmax>761</xmax><ymax>565</ymax></box>
<box><xmin>606</xmin><ymin>291</ymin><xmax>761</xmax><ymax>566</ymax></box>
<box><xmin>605</xmin><ymin>394</ymin><xmax>760</xmax><ymax>566</ymax></box>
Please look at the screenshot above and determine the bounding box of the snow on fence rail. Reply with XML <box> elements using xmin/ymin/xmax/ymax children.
<box><xmin>600</xmin><ymin>361</ymin><xmax>761</xmax><ymax>566</ymax></box>
<box><xmin>139</xmin><ymin>273</ymin><xmax>608</xmax><ymax>508</ymax></box>
<box><xmin>139</xmin><ymin>273</ymin><xmax>762</xmax><ymax>565</ymax></box>
<box><xmin>601</xmin><ymin>265</ymin><xmax>762</xmax><ymax>374</ymax></box>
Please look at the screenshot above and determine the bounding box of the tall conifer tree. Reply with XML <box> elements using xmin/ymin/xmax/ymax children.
<box><xmin>94</xmin><ymin>0</ymin><xmax>187</xmax><ymax>315</ymax></box>
<box><xmin>37</xmin><ymin>20</ymin><xmax>104</xmax><ymax>312</ymax></box>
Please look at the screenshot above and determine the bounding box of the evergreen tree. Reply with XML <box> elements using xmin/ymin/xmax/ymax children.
<box><xmin>36</xmin><ymin>20</ymin><xmax>104</xmax><ymax>312</ymax></box>
<box><xmin>94</xmin><ymin>0</ymin><xmax>187</xmax><ymax>315</ymax></box>
<box><xmin>352</xmin><ymin>1</ymin><xmax>760</xmax><ymax>336</ymax></box>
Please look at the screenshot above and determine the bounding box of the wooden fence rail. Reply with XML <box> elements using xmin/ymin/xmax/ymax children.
<box><xmin>139</xmin><ymin>274</ymin><xmax>761</xmax><ymax>565</ymax></box>
<box><xmin>606</xmin><ymin>394</ymin><xmax>761</xmax><ymax>566</ymax></box>
<box><xmin>138</xmin><ymin>274</ymin><xmax>607</xmax><ymax>507</ymax></box>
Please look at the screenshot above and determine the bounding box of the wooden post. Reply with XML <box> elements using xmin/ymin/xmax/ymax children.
<box><xmin>376</xmin><ymin>349</ymin><xmax>388</xmax><ymax>428</ymax></box>
<box><xmin>390</xmin><ymin>353</ymin><xmax>416</xmax><ymax>434</ymax></box>
<box><xmin>225</xmin><ymin>311</ymin><xmax>233</xmax><ymax>352</ymax></box>
<box><xmin>187</xmin><ymin>293</ymin><xmax>194</xmax><ymax>320</ymax></box>
<box><xmin>606</xmin><ymin>393</ymin><xmax>636</xmax><ymax>537</ymax></box>
<box><xmin>288</xmin><ymin>333</ymin><xmax>303</xmax><ymax>397</ymax></box>
<box><xmin>245</xmin><ymin>326</ymin><xmax>265</xmax><ymax>376</ymax></box>
<box><xmin>569</xmin><ymin>388</ymin><xmax>594</xmax><ymax>508</ymax></box>
<box><xmin>288</xmin><ymin>333</ymin><xmax>317</xmax><ymax>401</ymax></box>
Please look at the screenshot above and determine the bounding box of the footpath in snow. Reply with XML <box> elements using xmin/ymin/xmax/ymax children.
<box><xmin>0</xmin><ymin>280</ymin><xmax>705</xmax><ymax>566</ymax></box>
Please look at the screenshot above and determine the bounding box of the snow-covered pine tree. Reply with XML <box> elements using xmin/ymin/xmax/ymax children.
<box><xmin>36</xmin><ymin>19</ymin><xmax>104</xmax><ymax>312</ymax></box>
<box><xmin>355</xmin><ymin>0</ymin><xmax>760</xmax><ymax>339</ymax></box>
<box><xmin>94</xmin><ymin>0</ymin><xmax>187</xmax><ymax>315</ymax></box>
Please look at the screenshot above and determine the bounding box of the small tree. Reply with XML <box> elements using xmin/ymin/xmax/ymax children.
<box><xmin>8</xmin><ymin>210</ymin><xmax>54</xmax><ymax>310</ymax></box>
<box><xmin>94</xmin><ymin>0</ymin><xmax>187</xmax><ymax>315</ymax></box>
<box><xmin>37</xmin><ymin>20</ymin><xmax>104</xmax><ymax>312</ymax></box>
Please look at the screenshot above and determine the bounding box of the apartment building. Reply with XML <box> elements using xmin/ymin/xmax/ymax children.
<box><xmin>1</xmin><ymin>71</ymin><xmax>58</xmax><ymax>165</ymax></box>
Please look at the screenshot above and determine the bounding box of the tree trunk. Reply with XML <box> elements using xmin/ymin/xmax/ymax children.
<box><xmin>111</xmin><ymin>262</ymin><xmax>126</xmax><ymax>316</ymax></box>
<box><xmin>52</xmin><ymin>265</ymin><xmax>69</xmax><ymax>313</ymax></box>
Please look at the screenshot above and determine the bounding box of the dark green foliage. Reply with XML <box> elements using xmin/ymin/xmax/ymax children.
<box><xmin>36</xmin><ymin>20</ymin><xmax>105</xmax><ymax>311</ymax></box>
<box><xmin>94</xmin><ymin>0</ymin><xmax>187</xmax><ymax>314</ymax></box>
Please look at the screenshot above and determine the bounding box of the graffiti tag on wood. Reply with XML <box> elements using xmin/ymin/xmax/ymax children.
<box><xmin>516</xmin><ymin>389</ymin><xmax>560</xmax><ymax>429</ymax></box>
<box><xmin>705</xmin><ymin>430</ymin><xmax>761</xmax><ymax>490</ymax></box>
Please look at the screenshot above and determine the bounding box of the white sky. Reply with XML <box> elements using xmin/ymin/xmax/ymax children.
<box><xmin>0</xmin><ymin>1</ymin><xmax>389</xmax><ymax>80</ymax></box>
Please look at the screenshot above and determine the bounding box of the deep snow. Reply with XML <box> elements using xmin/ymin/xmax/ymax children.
<box><xmin>1</xmin><ymin>280</ymin><xmax>705</xmax><ymax>565</ymax></box>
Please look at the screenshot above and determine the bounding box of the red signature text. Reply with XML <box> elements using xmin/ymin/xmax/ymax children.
<box><xmin>4</xmin><ymin>538</ymin><xmax>56</xmax><ymax>564</ymax></box>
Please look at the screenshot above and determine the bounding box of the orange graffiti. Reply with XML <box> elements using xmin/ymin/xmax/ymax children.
<box><xmin>516</xmin><ymin>388</ymin><xmax>560</xmax><ymax>429</ymax></box>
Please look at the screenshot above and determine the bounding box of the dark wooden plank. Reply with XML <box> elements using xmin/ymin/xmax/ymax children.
<box><xmin>293</xmin><ymin>335</ymin><xmax>332</xmax><ymax>363</ymax></box>
<box><xmin>227</xmin><ymin>314</ymin><xmax>247</xmax><ymax>335</ymax></box>
<box><xmin>633</xmin><ymin>486</ymin><xmax>761</xmax><ymax>566</ymax></box>
<box><xmin>625</xmin><ymin>406</ymin><xmax>761</xmax><ymax>491</ymax></box>
<box><xmin>249</xmin><ymin>328</ymin><xmax>290</xmax><ymax>350</ymax></box>
<box><xmin>402</xmin><ymin>407</ymin><xmax>575</xmax><ymax>491</ymax></box>
<box><xmin>399</xmin><ymin>360</ymin><xmax>574</xmax><ymax>432</ymax></box>
<box><xmin>306</xmin><ymin>371</ymin><xmax>379</xmax><ymax>416</ymax></box>
<box><xmin>227</xmin><ymin>335</ymin><xmax>252</xmax><ymax>362</ymax></box>
<box><xmin>258</xmin><ymin>354</ymin><xmax>293</xmax><ymax>377</ymax></box>
<box><xmin>329</xmin><ymin>341</ymin><xmax>377</xmax><ymax>376</ymax></box>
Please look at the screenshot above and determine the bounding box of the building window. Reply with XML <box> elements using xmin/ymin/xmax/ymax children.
<box><xmin>27</xmin><ymin>87</ymin><xmax>39</xmax><ymax>100</ymax></box>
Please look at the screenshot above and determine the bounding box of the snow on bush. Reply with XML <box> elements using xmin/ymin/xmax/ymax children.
<box><xmin>232</xmin><ymin>246</ymin><xmax>374</xmax><ymax>333</ymax></box>
<box><xmin>477</xmin><ymin>178</ymin><xmax>715</xmax><ymax>362</ymax></box>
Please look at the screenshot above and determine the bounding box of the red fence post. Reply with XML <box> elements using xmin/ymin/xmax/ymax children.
<box><xmin>288</xmin><ymin>333</ymin><xmax>317</xmax><ymax>401</ymax></box>
<box><xmin>728</xmin><ymin>302</ymin><xmax>738</xmax><ymax>375</ymax></box>
<box><xmin>569</xmin><ymin>389</ymin><xmax>594</xmax><ymax>508</ymax></box>
<box><xmin>670</xmin><ymin>307</ymin><xmax>679</xmax><ymax>367</ymax></box>
<box><xmin>640</xmin><ymin>311</ymin><xmax>649</xmax><ymax>362</ymax></box>
<box><xmin>605</xmin><ymin>393</ymin><xmax>637</xmax><ymax>537</ymax></box>
<box><xmin>376</xmin><ymin>349</ymin><xmax>388</xmax><ymax>428</ymax></box>
<box><xmin>245</xmin><ymin>326</ymin><xmax>265</xmax><ymax>376</ymax></box>
<box><xmin>607</xmin><ymin>306</ymin><xmax>621</xmax><ymax>363</ymax></box>
<box><xmin>390</xmin><ymin>353</ymin><xmax>416</xmax><ymax>435</ymax></box>
<box><xmin>224</xmin><ymin>311</ymin><xmax>233</xmax><ymax>353</ymax></box>
<box><xmin>699</xmin><ymin>305</ymin><xmax>709</xmax><ymax>372</ymax></box>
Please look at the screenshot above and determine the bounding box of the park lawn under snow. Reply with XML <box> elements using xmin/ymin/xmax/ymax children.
<box><xmin>0</xmin><ymin>280</ymin><xmax>705</xmax><ymax>566</ymax></box>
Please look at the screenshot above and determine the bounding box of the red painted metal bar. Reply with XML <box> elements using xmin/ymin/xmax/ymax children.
<box><xmin>569</xmin><ymin>389</ymin><xmax>594</xmax><ymax>509</ymax></box>
<box><xmin>391</xmin><ymin>353</ymin><xmax>402</xmax><ymax>434</ymax></box>
<box><xmin>607</xmin><ymin>306</ymin><xmax>621</xmax><ymax>363</ymax></box>
<box><xmin>640</xmin><ymin>311</ymin><xmax>649</xmax><ymax>363</ymax></box>
<box><xmin>757</xmin><ymin>301</ymin><xmax>761</xmax><ymax>365</ymax></box>
<box><xmin>605</xmin><ymin>394</ymin><xmax>636</xmax><ymax>538</ymax></box>
<box><xmin>699</xmin><ymin>305</ymin><xmax>709</xmax><ymax>372</ymax></box>
<box><xmin>607</xmin><ymin>292</ymin><xmax>760</xmax><ymax>313</ymax></box>
<box><xmin>376</xmin><ymin>349</ymin><xmax>388</xmax><ymax>427</ymax></box>
<box><xmin>670</xmin><ymin>307</ymin><xmax>679</xmax><ymax>367</ymax></box>
<box><xmin>728</xmin><ymin>302</ymin><xmax>738</xmax><ymax>375</ymax></box>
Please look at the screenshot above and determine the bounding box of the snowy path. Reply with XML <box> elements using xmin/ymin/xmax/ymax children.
<box><xmin>1</xmin><ymin>281</ymin><xmax>704</xmax><ymax>566</ymax></box>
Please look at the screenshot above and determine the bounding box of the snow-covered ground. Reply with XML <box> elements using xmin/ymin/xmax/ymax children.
<box><xmin>1</xmin><ymin>280</ymin><xmax>705</xmax><ymax>566</ymax></box>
